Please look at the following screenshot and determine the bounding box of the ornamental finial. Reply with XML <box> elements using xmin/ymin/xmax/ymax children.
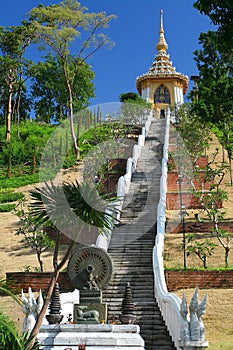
<box><xmin>160</xmin><ymin>9</ymin><xmax>163</xmax><ymax>30</ymax></box>
<box><xmin>156</xmin><ymin>9</ymin><xmax>168</xmax><ymax>51</ymax></box>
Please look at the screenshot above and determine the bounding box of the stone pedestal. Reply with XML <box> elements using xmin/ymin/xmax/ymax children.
<box><xmin>179</xmin><ymin>340</ymin><xmax>209</xmax><ymax>350</ymax></box>
<box><xmin>80</xmin><ymin>290</ymin><xmax>102</xmax><ymax>304</ymax></box>
<box><xmin>37</xmin><ymin>324</ymin><xmax>145</xmax><ymax>350</ymax></box>
<box><xmin>74</xmin><ymin>303</ymin><xmax>108</xmax><ymax>324</ymax></box>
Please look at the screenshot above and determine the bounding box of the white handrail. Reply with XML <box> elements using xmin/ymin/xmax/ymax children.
<box><xmin>153</xmin><ymin>109</ymin><xmax>183</xmax><ymax>349</ymax></box>
<box><xmin>96</xmin><ymin>111</ymin><xmax>152</xmax><ymax>250</ymax></box>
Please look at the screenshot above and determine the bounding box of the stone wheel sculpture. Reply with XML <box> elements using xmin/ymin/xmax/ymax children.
<box><xmin>67</xmin><ymin>246</ymin><xmax>113</xmax><ymax>290</ymax></box>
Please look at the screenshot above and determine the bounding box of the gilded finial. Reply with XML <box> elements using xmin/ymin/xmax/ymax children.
<box><xmin>156</xmin><ymin>9</ymin><xmax>168</xmax><ymax>52</ymax></box>
<box><xmin>160</xmin><ymin>9</ymin><xmax>163</xmax><ymax>30</ymax></box>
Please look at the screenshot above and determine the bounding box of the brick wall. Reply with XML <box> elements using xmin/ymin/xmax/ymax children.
<box><xmin>167</xmin><ymin>172</ymin><xmax>213</xmax><ymax>192</ymax></box>
<box><xmin>6</xmin><ymin>270</ymin><xmax>233</xmax><ymax>293</ymax></box>
<box><xmin>165</xmin><ymin>270</ymin><xmax>233</xmax><ymax>291</ymax></box>
<box><xmin>166</xmin><ymin>221</ymin><xmax>233</xmax><ymax>234</ymax></box>
<box><xmin>6</xmin><ymin>272</ymin><xmax>73</xmax><ymax>293</ymax></box>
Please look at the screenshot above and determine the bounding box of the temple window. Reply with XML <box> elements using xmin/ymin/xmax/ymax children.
<box><xmin>154</xmin><ymin>85</ymin><xmax>170</xmax><ymax>104</ymax></box>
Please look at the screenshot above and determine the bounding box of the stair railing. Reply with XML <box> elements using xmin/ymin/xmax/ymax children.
<box><xmin>153</xmin><ymin>108</ymin><xmax>183</xmax><ymax>349</ymax></box>
<box><xmin>96</xmin><ymin>110</ymin><xmax>153</xmax><ymax>251</ymax></box>
<box><xmin>153</xmin><ymin>108</ymin><xmax>209</xmax><ymax>350</ymax></box>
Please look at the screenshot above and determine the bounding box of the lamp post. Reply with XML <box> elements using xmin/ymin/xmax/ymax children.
<box><xmin>190</xmin><ymin>75</ymin><xmax>200</xmax><ymax>102</ymax></box>
<box><xmin>176</xmin><ymin>126</ymin><xmax>188</xmax><ymax>270</ymax></box>
<box><xmin>177</xmin><ymin>175</ymin><xmax>187</xmax><ymax>270</ymax></box>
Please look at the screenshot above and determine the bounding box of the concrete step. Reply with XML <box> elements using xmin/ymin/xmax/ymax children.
<box><xmin>102</xmin><ymin>119</ymin><xmax>176</xmax><ymax>350</ymax></box>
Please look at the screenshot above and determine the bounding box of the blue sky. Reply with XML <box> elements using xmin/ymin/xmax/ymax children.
<box><xmin>0</xmin><ymin>1</ymin><xmax>214</xmax><ymax>107</ymax></box>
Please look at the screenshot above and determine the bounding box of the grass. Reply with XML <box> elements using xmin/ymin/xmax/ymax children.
<box><xmin>175</xmin><ymin>288</ymin><xmax>233</xmax><ymax>350</ymax></box>
<box><xmin>0</xmin><ymin>203</ymin><xmax>17</xmax><ymax>212</ymax></box>
<box><xmin>165</xmin><ymin>233</ymin><xmax>233</xmax><ymax>349</ymax></box>
<box><xmin>0</xmin><ymin>192</ymin><xmax>25</xmax><ymax>203</ymax></box>
<box><xmin>0</xmin><ymin>189</ymin><xmax>25</xmax><ymax>212</ymax></box>
<box><xmin>164</xmin><ymin>232</ymin><xmax>233</xmax><ymax>270</ymax></box>
<box><xmin>0</xmin><ymin>173</ymin><xmax>39</xmax><ymax>189</ymax></box>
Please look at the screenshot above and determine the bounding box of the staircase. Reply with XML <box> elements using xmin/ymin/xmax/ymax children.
<box><xmin>102</xmin><ymin>118</ymin><xmax>176</xmax><ymax>350</ymax></box>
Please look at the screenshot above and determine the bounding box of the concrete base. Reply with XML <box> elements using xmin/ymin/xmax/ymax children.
<box><xmin>37</xmin><ymin>324</ymin><xmax>145</xmax><ymax>350</ymax></box>
<box><xmin>179</xmin><ymin>339</ymin><xmax>209</xmax><ymax>350</ymax></box>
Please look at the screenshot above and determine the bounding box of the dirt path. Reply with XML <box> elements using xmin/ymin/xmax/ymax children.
<box><xmin>0</xmin><ymin>165</ymin><xmax>84</xmax><ymax>278</ymax></box>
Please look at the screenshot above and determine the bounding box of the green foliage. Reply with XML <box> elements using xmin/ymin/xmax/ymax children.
<box><xmin>186</xmin><ymin>233</ymin><xmax>217</xmax><ymax>269</ymax></box>
<box><xmin>174</xmin><ymin>103</ymin><xmax>211</xmax><ymax>166</ymax></box>
<box><xmin>193</xmin><ymin>155</ymin><xmax>232</xmax><ymax>267</ymax></box>
<box><xmin>193</xmin><ymin>0</ymin><xmax>233</xmax><ymax>56</ymax></box>
<box><xmin>0</xmin><ymin>310</ymin><xmax>40</xmax><ymax>350</ymax></box>
<box><xmin>0</xmin><ymin>188</ymin><xmax>14</xmax><ymax>194</ymax></box>
<box><xmin>0</xmin><ymin>203</ymin><xmax>16</xmax><ymax>212</ymax></box>
<box><xmin>0</xmin><ymin>192</ymin><xmax>24</xmax><ymax>203</ymax></box>
<box><xmin>191</xmin><ymin>2</ymin><xmax>233</xmax><ymax>183</ymax></box>
<box><xmin>29</xmin><ymin>180</ymin><xmax>117</xmax><ymax>232</ymax></box>
<box><xmin>16</xmin><ymin>211</ymin><xmax>55</xmax><ymax>272</ymax></box>
<box><xmin>120</xmin><ymin>92</ymin><xmax>152</xmax><ymax>109</ymax></box>
<box><xmin>30</xmin><ymin>54</ymin><xmax>95</xmax><ymax>122</ymax></box>
<box><xmin>0</xmin><ymin>122</ymin><xmax>55</xmax><ymax>167</ymax></box>
<box><xmin>0</xmin><ymin>173</ymin><xmax>39</xmax><ymax>189</ymax></box>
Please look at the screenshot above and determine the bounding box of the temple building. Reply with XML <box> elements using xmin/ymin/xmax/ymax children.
<box><xmin>136</xmin><ymin>10</ymin><xmax>188</xmax><ymax>118</ymax></box>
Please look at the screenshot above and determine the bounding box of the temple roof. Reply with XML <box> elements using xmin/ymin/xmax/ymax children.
<box><xmin>136</xmin><ymin>10</ymin><xmax>188</xmax><ymax>93</ymax></box>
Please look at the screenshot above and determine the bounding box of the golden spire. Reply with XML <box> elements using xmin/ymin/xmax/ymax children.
<box><xmin>156</xmin><ymin>9</ymin><xmax>168</xmax><ymax>52</ymax></box>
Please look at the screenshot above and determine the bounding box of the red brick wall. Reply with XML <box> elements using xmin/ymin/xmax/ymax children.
<box><xmin>165</xmin><ymin>270</ymin><xmax>233</xmax><ymax>291</ymax></box>
<box><xmin>6</xmin><ymin>270</ymin><xmax>233</xmax><ymax>293</ymax></box>
<box><xmin>6</xmin><ymin>272</ymin><xmax>73</xmax><ymax>293</ymax></box>
<box><xmin>166</xmin><ymin>192</ymin><xmax>202</xmax><ymax>209</ymax></box>
<box><xmin>166</xmin><ymin>221</ymin><xmax>233</xmax><ymax>234</ymax></box>
<box><xmin>167</xmin><ymin>172</ymin><xmax>213</xmax><ymax>192</ymax></box>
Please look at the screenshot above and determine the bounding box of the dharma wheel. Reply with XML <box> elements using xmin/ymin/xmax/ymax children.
<box><xmin>67</xmin><ymin>246</ymin><xmax>113</xmax><ymax>290</ymax></box>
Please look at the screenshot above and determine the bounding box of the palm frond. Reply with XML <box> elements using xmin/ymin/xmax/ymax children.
<box><xmin>29</xmin><ymin>180</ymin><xmax>119</xmax><ymax>237</ymax></box>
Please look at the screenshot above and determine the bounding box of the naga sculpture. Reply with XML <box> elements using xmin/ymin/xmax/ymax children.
<box><xmin>180</xmin><ymin>286</ymin><xmax>208</xmax><ymax>348</ymax></box>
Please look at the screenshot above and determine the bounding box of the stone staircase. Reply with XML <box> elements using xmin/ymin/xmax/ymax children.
<box><xmin>102</xmin><ymin>118</ymin><xmax>176</xmax><ymax>350</ymax></box>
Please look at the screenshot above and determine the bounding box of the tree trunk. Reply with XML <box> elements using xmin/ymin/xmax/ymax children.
<box><xmin>6</xmin><ymin>81</ymin><xmax>13</xmax><ymax>143</ymax></box>
<box><xmin>32</xmin><ymin>148</ymin><xmax>37</xmax><ymax>174</ymax></box>
<box><xmin>37</xmin><ymin>252</ymin><xmax>44</xmax><ymax>272</ymax></box>
<box><xmin>229</xmin><ymin>157</ymin><xmax>233</xmax><ymax>186</ymax></box>
<box><xmin>16</xmin><ymin>91</ymin><xmax>21</xmax><ymax>140</ymax></box>
<box><xmin>225</xmin><ymin>246</ymin><xmax>230</xmax><ymax>268</ymax></box>
<box><xmin>28</xmin><ymin>268</ymin><xmax>59</xmax><ymax>349</ymax></box>
<box><xmin>63</xmin><ymin>61</ymin><xmax>80</xmax><ymax>159</ymax></box>
<box><xmin>28</xmin><ymin>240</ymin><xmax>75</xmax><ymax>349</ymax></box>
<box><xmin>68</xmin><ymin>84</ymin><xmax>80</xmax><ymax>159</ymax></box>
<box><xmin>6</xmin><ymin>143</ymin><xmax>12</xmax><ymax>178</ymax></box>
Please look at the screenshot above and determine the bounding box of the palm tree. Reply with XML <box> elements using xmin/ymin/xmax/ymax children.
<box><xmin>27</xmin><ymin>180</ymin><xmax>117</xmax><ymax>348</ymax></box>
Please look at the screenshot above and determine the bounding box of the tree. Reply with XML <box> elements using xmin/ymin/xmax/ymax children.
<box><xmin>186</xmin><ymin>233</ymin><xmax>216</xmax><ymax>269</ymax></box>
<box><xmin>174</xmin><ymin>103</ymin><xmax>232</xmax><ymax>267</ymax></box>
<box><xmin>16</xmin><ymin>211</ymin><xmax>54</xmax><ymax>272</ymax></box>
<box><xmin>193</xmin><ymin>0</ymin><xmax>233</xmax><ymax>58</ymax></box>
<box><xmin>30</xmin><ymin>54</ymin><xmax>95</xmax><ymax>123</ymax></box>
<box><xmin>0</xmin><ymin>24</ymin><xmax>34</xmax><ymax>142</ymax></box>
<box><xmin>175</xmin><ymin>103</ymin><xmax>210</xmax><ymax>168</ymax></box>
<box><xmin>192</xmin><ymin>149</ymin><xmax>232</xmax><ymax>268</ymax></box>
<box><xmin>192</xmin><ymin>30</ymin><xmax>233</xmax><ymax>184</ymax></box>
<box><xmin>27</xmin><ymin>180</ymin><xmax>117</xmax><ymax>347</ymax></box>
<box><xmin>192</xmin><ymin>1</ymin><xmax>233</xmax><ymax>184</ymax></box>
<box><xmin>28</xmin><ymin>0</ymin><xmax>116</xmax><ymax>158</ymax></box>
<box><xmin>120</xmin><ymin>92</ymin><xmax>152</xmax><ymax>109</ymax></box>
